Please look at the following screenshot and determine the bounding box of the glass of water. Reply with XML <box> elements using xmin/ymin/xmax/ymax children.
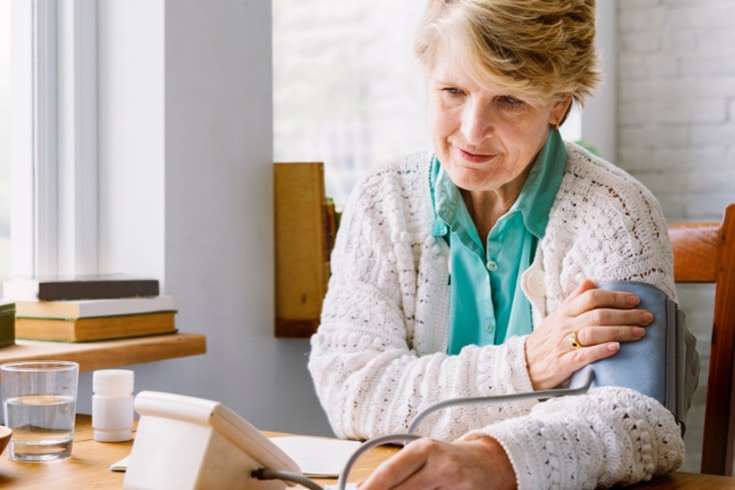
<box><xmin>1</xmin><ymin>361</ymin><xmax>79</xmax><ymax>462</ymax></box>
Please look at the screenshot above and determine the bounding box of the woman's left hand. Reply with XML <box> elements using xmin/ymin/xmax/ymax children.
<box><xmin>357</xmin><ymin>436</ymin><xmax>517</xmax><ymax>490</ymax></box>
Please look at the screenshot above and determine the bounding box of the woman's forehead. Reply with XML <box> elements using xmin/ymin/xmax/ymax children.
<box><xmin>429</xmin><ymin>37</ymin><xmax>541</xmax><ymax>102</ymax></box>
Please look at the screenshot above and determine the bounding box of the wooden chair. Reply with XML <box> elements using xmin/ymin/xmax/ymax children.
<box><xmin>668</xmin><ymin>204</ymin><xmax>735</xmax><ymax>475</ymax></box>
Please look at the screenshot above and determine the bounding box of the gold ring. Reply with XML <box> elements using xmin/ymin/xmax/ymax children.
<box><xmin>569</xmin><ymin>331</ymin><xmax>583</xmax><ymax>349</ymax></box>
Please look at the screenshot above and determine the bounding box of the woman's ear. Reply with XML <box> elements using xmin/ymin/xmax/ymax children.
<box><xmin>550</xmin><ymin>94</ymin><xmax>574</xmax><ymax>128</ymax></box>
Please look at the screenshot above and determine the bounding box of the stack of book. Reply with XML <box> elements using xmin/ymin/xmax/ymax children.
<box><xmin>1</xmin><ymin>275</ymin><xmax>177</xmax><ymax>343</ymax></box>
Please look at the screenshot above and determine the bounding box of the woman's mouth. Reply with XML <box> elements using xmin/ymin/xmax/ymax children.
<box><xmin>456</xmin><ymin>147</ymin><xmax>497</xmax><ymax>164</ymax></box>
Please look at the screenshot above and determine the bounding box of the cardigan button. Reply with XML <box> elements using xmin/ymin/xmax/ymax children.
<box><xmin>525</xmin><ymin>270</ymin><xmax>546</xmax><ymax>297</ymax></box>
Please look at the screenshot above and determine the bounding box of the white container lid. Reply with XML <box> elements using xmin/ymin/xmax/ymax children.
<box><xmin>93</xmin><ymin>369</ymin><xmax>134</xmax><ymax>396</ymax></box>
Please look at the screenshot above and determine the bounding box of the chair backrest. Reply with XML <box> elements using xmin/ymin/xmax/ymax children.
<box><xmin>668</xmin><ymin>204</ymin><xmax>735</xmax><ymax>475</ymax></box>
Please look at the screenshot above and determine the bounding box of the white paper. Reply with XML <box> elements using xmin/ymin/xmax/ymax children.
<box><xmin>110</xmin><ymin>455</ymin><xmax>130</xmax><ymax>472</ymax></box>
<box><xmin>110</xmin><ymin>436</ymin><xmax>362</xmax><ymax>480</ymax></box>
<box><xmin>268</xmin><ymin>436</ymin><xmax>362</xmax><ymax>478</ymax></box>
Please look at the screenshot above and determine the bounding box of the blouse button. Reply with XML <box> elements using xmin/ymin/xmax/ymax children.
<box><xmin>486</xmin><ymin>260</ymin><xmax>498</xmax><ymax>272</ymax></box>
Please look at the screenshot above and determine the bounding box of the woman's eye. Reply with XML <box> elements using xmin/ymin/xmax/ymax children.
<box><xmin>499</xmin><ymin>95</ymin><xmax>523</xmax><ymax>107</ymax></box>
<box><xmin>437</xmin><ymin>87</ymin><xmax>464</xmax><ymax>106</ymax></box>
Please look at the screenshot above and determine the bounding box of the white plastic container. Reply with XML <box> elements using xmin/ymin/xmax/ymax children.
<box><xmin>92</xmin><ymin>369</ymin><xmax>135</xmax><ymax>442</ymax></box>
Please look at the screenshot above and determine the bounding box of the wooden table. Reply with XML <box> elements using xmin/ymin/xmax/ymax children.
<box><xmin>326</xmin><ymin>445</ymin><xmax>735</xmax><ymax>490</ymax></box>
<box><xmin>0</xmin><ymin>415</ymin><xmax>134</xmax><ymax>489</ymax></box>
<box><xmin>0</xmin><ymin>333</ymin><xmax>206</xmax><ymax>378</ymax></box>
<box><xmin>0</xmin><ymin>415</ymin><xmax>733</xmax><ymax>489</ymax></box>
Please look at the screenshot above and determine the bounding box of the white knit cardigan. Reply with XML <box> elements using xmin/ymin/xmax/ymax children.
<box><xmin>308</xmin><ymin>143</ymin><xmax>684</xmax><ymax>489</ymax></box>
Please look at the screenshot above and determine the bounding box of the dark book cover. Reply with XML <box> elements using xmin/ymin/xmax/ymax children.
<box><xmin>3</xmin><ymin>274</ymin><xmax>160</xmax><ymax>301</ymax></box>
<box><xmin>0</xmin><ymin>302</ymin><xmax>15</xmax><ymax>347</ymax></box>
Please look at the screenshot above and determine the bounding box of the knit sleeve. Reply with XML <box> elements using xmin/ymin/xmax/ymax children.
<box><xmin>308</xmin><ymin>163</ymin><xmax>538</xmax><ymax>441</ymax></box>
<box><xmin>542</xmin><ymin>145</ymin><xmax>677</xmax><ymax>313</ymax></box>
<box><xmin>462</xmin><ymin>386</ymin><xmax>684</xmax><ymax>490</ymax></box>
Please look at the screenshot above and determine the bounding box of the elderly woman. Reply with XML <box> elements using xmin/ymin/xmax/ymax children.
<box><xmin>308</xmin><ymin>0</ymin><xmax>693</xmax><ymax>488</ymax></box>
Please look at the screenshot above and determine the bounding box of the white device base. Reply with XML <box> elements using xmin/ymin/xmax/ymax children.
<box><xmin>123</xmin><ymin>391</ymin><xmax>299</xmax><ymax>490</ymax></box>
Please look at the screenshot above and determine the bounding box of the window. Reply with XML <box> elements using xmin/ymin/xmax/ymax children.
<box><xmin>273</xmin><ymin>1</ymin><xmax>430</xmax><ymax>207</ymax></box>
<box><xmin>3</xmin><ymin>0</ymin><xmax>99</xmax><ymax>286</ymax></box>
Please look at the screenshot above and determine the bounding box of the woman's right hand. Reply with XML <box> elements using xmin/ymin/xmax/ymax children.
<box><xmin>357</xmin><ymin>436</ymin><xmax>516</xmax><ymax>490</ymax></box>
<box><xmin>524</xmin><ymin>279</ymin><xmax>653</xmax><ymax>390</ymax></box>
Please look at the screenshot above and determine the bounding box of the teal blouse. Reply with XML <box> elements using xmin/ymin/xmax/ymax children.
<box><xmin>430</xmin><ymin>129</ymin><xmax>567</xmax><ymax>354</ymax></box>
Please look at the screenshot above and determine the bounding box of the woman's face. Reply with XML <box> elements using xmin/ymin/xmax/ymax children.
<box><xmin>427</xmin><ymin>43</ymin><xmax>570</xmax><ymax>197</ymax></box>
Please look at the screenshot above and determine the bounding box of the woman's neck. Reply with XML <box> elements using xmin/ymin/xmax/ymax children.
<box><xmin>461</xmin><ymin>189</ymin><xmax>518</xmax><ymax>241</ymax></box>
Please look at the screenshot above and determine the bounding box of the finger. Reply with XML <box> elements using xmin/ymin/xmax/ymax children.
<box><xmin>569</xmin><ymin>278</ymin><xmax>597</xmax><ymax>301</ymax></box>
<box><xmin>569</xmin><ymin>341</ymin><xmax>621</xmax><ymax>369</ymax></box>
<box><xmin>359</xmin><ymin>443</ymin><xmax>429</xmax><ymax>490</ymax></box>
<box><xmin>382</xmin><ymin>468</ymin><xmax>442</xmax><ymax>490</ymax></box>
<box><xmin>576</xmin><ymin>325</ymin><xmax>646</xmax><ymax>347</ymax></box>
<box><xmin>576</xmin><ymin>308</ymin><xmax>654</xmax><ymax>329</ymax></box>
<box><xmin>588</xmin><ymin>289</ymin><xmax>642</xmax><ymax>308</ymax></box>
<box><xmin>559</xmin><ymin>279</ymin><xmax>600</xmax><ymax>317</ymax></box>
<box><xmin>566</xmin><ymin>288</ymin><xmax>642</xmax><ymax>317</ymax></box>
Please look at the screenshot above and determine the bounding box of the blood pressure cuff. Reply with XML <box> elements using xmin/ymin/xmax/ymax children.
<box><xmin>569</xmin><ymin>281</ymin><xmax>700</xmax><ymax>430</ymax></box>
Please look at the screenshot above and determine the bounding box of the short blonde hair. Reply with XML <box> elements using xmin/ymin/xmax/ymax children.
<box><xmin>414</xmin><ymin>0</ymin><xmax>601</xmax><ymax>106</ymax></box>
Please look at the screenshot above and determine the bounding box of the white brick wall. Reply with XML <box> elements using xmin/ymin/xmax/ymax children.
<box><xmin>617</xmin><ymin>0</ymin><xmax>735</xmax><ymax>473</ymax></box>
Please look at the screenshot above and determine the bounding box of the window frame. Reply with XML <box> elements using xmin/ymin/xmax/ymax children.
<box><xmin>10</xmin><ymin>0</ymin><xmax>99</xmax><ymax>278</ymax></box>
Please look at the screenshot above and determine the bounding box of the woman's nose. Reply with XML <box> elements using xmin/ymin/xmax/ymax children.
<box><xmin>461</xmin><ymin>99</ymin><xmax>493</xmax><ymax>145</ymax></box>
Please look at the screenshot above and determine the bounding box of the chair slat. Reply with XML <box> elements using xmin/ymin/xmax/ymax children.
<box><xmin>669</xmin><ymin>222</ymin><xmax>719</xmax><ymax>283</ymax></box>
<box><xmin>669</xmin><ymin>204</ymin><xmax>735</xmax><ymax>476</ymax></box>
<box><xmin>701</xmin><ymin>205</ymin><xmax>735</xmax><ymax>475</ymax></box>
